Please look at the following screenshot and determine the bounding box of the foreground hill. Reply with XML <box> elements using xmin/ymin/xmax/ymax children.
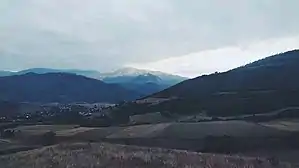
<box><xmin>0</xmin><ymin>142</ymin><xmax>293</xmax><ymax>168</ymax></box>
<box><xmin>154</xmin><ymin>50</ymin><xmax>299</xmax><ymax>98</ymax></box>
<box><xmin>0</xmin><ymin>73</ymin><xmax>141</xmax><ymax>103</ymax></box>
<box><xmin>139</xmin><ymin>50</ymin><xmax>299</xmax><ymax>116</ymax></box>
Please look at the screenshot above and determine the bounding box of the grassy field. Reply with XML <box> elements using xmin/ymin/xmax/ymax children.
<box><xmin>129</xmin><ymin>112</ymin><xmax>172</xmax><ymax>124</ymax></box>
<box><xmin>0</xmin><ymin>142</ymin><xmax>294</xmax><ymax>168</ymax></box>
<box><xmin>105</xmin><ymin>121</ymin><xmax>288</xmax><ymax>139</ymax></box>
<box><xmin>6</xmin><ymin>121</ymin><xmax>298</xmax><ymax>164</ymax></box>
<box><xmin>14</xmin><ymin>125</ymin><xmax>79</xmax><ymax>135</ymax></box>
<box><xmin>10</xmin><ymin>125</ymin><xmax>80</xmax><ymax>145</ymax></box>
<box><xmin>10</xmin><ymin>121</ymin><xmax>289</xmax><ymax>140</ymax></box>
<box><xmin>13</xmin><ymin>121</ymin><xmax>289</xmax><ymax>145</ymax></box>
<box><xmin>14</xmin><ymin>125</ymin><xmax>79</xmax><ymax>138</ymax></box>
<box><xmin>55</xmin><ymin>127</ymin><xmax>96</xmax><ymax>136</ymax></box>
<box><xmin>260</xmin><ymin>119</ymin><xmax>299</xmax><ymax>131</ymax></box>
<box><xmin>0</xmin><ymin>139</ymin><xmax>12</xmax><ymax>150</ymax></box>
<box><xmin>107</xmin><ymin>123</ymin><xmax>171</xmax><ymax>138</ymax></box>
<box><xmin>156</xmin><ymin>121</ymin><xmax>289</xmax><ymax>139</ymax></box>
<box><xmin>0</xmin><ymin>139</ymin><xmax>36</xmax><ymax>155</ymax></box>
<box><xmin>60</xmin><ymin>127</ymin><xmax>123</xmax><ymax>142</ymax></box>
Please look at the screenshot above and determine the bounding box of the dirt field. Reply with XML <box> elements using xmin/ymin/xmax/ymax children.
<box><xmin>0</xmin><ymin>142</ymin><xmax>294</xmax><ymax>168</ymax></box>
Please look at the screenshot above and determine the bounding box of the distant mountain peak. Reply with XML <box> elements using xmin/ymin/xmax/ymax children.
<box><xmin>108</xmin><ymin>67</ymin><xmax>147</xmax><ymax>77</ymax></box>
<box><xmin>132</xmin><ymin>73</ymin><xmax>162</xmax><ymax>84</ymax></box>
<box><xmin>104</xmin><ymin>67</ymin><xmax>186</xmax><ymax>78</ymax></box>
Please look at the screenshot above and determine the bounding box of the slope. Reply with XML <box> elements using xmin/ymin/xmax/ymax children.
<box><xmin>141</xmin><ymin>49</ymin><xmax>299</xmax><ymax>116</ymax></box>
<box><xmin>154</xmin><ymin>50</ymin><xmax>299</xmax><ymax>98</ymax></box>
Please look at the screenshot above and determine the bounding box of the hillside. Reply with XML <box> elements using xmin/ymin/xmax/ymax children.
<box><xmin>0</xmin><ymin>73</ymin><xmax>141</xmax><ymax>103</ymax></box>
<box><xmin>154</xmin><ymin>50</ymin><xmax>299</xmax><ymax>98</ymax></box>
<box><xmin>126</xmin><ymin>50</ymin><xmax>299</xmax><ymax>116</ymax></box>
<box><xmin>0</xmin><ymin>101</ymin><xmax>20</xmax><ymax>117</ymax></box>
<box><xmin>0</xmin><ymin>142</ymin><xmax>293</xmax><ymax>168</ymax></box>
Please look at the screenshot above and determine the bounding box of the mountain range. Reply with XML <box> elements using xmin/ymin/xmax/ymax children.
<box><xmin>3</xmin><ymin>49</ymin><xmax>299</xmax><ymax>111</ymax></box>
<box><xmin>124</xmin><ymin>49</ymin><xmax>299</xmax><ymax>116</ymax></box>
<box><xmin>0</xmin><ymin>73</ymin><xmax>142</xmax><ymax>104</ymax></box>
<box><xmin>0</xmin><ymin>67</ymin><xmax>187</xmax><ymax>96</ymax></box>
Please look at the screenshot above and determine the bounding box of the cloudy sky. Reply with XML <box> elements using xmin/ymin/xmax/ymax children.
<box><xmin>1</xmin><ymin>0</ymin><xmax>299</xmax><ymax>77</ymax></box>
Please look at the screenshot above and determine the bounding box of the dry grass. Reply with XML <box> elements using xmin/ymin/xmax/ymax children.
<box><xmin>0</xmin><ymin>142</ymin><xmax>294</xmax><ymax>168</ymax></box>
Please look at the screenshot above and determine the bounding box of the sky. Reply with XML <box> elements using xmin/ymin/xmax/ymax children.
<box><xmin>1</xmin><ymin>0</ymin><xmax>299</xmax><ymax>77</ymax></box>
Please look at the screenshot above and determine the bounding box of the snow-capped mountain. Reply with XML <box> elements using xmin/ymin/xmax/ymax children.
<box><xmin>100</xmin><ymin>67</ymin><xmax>180</xmax><ymax>78</ymax></box>
<box><xmin>101</xmin><ymin>67</ymin><xmax>187</xmax><ymax>85</ymax></box>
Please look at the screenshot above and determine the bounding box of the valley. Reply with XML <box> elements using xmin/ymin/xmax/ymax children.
<box><xmin>2</xmin><ymin>0</ymin><xmax>299</xmax><ymax>166</ymax></box>
<box><xmin>1</xmin><ymin>50</ymin><xmax>299</xmax><ymax>167</ymax></box>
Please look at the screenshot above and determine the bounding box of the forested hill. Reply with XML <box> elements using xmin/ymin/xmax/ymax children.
<box><xmin>153</xmin><ymin>50</ymin><xmax>299</xmax><ymax>99</ymax></box>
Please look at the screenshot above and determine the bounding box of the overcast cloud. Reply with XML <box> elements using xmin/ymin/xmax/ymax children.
<box><xmin>1</xmin><ymin>0</ymin><xmax>299</xmax><ymax>76</ymax></box>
